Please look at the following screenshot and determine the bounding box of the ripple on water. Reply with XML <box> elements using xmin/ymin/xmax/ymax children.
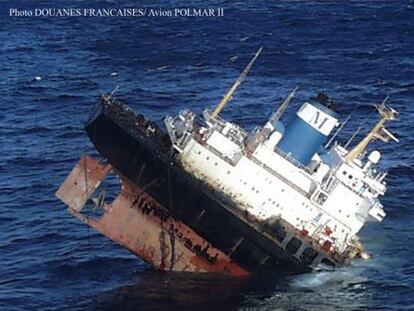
<box><xmin>1</xmin><ymin>1</ymin><xmax>413</xmax><ymax>310</ymax></box>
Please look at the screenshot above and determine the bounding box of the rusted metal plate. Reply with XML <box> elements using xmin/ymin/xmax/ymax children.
<box><xmin>56</xmin><ymin>154</ymin><xmax>111</xmax><ymax>211</ymax></box>
<box><xmin>58</xmin><ymin>155</ymin><xmax>249</xmax><ymax>276</ymax></box>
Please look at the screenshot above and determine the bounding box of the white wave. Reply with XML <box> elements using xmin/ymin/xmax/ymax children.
<box><xmin>290</xmin><ymin>266</ymin><xmax>367</xmax><ymax>290</ymax></box>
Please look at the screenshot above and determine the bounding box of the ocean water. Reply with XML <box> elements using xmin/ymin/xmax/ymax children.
<box><xmin>1</xmin><ymin>1</ymin><xmax>413</xmax><ymax>310</ymax></box>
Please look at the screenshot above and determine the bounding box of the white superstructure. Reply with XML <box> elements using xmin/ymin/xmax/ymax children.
<box><xmin>164</xmin><ymin>96</ymin><xmax>397</xmax><ymax>265</ymax></box>
<box><xmin>163</xmin><ymin>49</ymin><xmax>398</xmax><ymax>266</ymax></box>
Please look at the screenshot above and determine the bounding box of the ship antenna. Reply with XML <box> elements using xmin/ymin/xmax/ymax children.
<box><xmin>344</xmin><ymin>126</ymin><xmax>362</xmax><ymax>149</ymax></box>
<box><xmin>110</xmin><ymin>86</ymin><xmax>120</xmax><ymax>96</ymax></box>
<box><xmin>325</xmin><ymin>112</ymin><xmax>353</xmax><ymax>149</ymax></box>
<box><xmin>211</xmin><ymin>47</ymin><xmax>263</xmax><ymax>119</ymax></box>
<box><xmin>345</xmin><ymin>96</ymin><xmax>399</xmax><ymax>162</ymax></box>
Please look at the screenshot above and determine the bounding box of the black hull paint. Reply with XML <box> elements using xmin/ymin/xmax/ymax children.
<box><xmin>85</xmin><ymin>96</ymin><xmax>311</xmax><ymax>274</ymax></box>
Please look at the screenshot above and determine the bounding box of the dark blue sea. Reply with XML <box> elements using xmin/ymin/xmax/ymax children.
<box><xmin>1</xmin><ymin>1</ymin><xmax>413</xmax><ymax>310</ymax></box>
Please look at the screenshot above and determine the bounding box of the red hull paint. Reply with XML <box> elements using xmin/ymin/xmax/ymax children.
<box><xmin>56</xmin><ymin>155</ymin><xmax>249</xmax><ymax>276</ymax></box>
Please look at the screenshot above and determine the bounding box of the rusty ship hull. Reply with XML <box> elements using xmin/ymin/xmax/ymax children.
<box><xmin>56</xmin><ymin>49</ymin><xmax>395</xmax><ymax>276</ymax></box>
<box><xmin>56</xmin><ymin>95</ymin><xmax>325</xmax><ymax>276</ymax></box>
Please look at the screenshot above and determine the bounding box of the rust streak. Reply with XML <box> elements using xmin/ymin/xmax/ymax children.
<box><xmin>57</xmin><ymin>154</ymin><xmax>249</xmax><ymax>276</ymax></box>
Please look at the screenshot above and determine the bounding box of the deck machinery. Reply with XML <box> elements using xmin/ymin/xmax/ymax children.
<box><xmin>56</xmin><ymin>49</ymin><xmax>398</xmax><ymax>275</ymax></box>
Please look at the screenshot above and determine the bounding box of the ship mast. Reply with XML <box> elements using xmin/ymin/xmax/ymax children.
<box><xmin>211</xmin><ymin>47</ymin><xmax>263</xmax><ymax>119</ymax></box>
<box><xmin>268</xmin><ymin>86</ymin><xmax>299</xmax><ymax>125</ymax></box>
<box><xmin>254</xmin><ymin>86</ymin><xmax>298</xmax><ymax>143</ymax></box>
<box><xmin>345</xmin><ymin>98</ymin><xmax>399</xmax><ymax>162</ymax></box>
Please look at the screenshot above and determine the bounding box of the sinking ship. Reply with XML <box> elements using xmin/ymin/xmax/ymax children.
<box><xmin>56</xmin><ymin>48</ymin><xmax>398</xmax><ymax>276</ymax></box>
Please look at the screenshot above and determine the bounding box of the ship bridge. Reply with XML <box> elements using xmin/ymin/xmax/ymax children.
<box><xmin>164</xmin><ymin>48</ymin><xmax>397</xmax><ymax>268</ymax></box>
